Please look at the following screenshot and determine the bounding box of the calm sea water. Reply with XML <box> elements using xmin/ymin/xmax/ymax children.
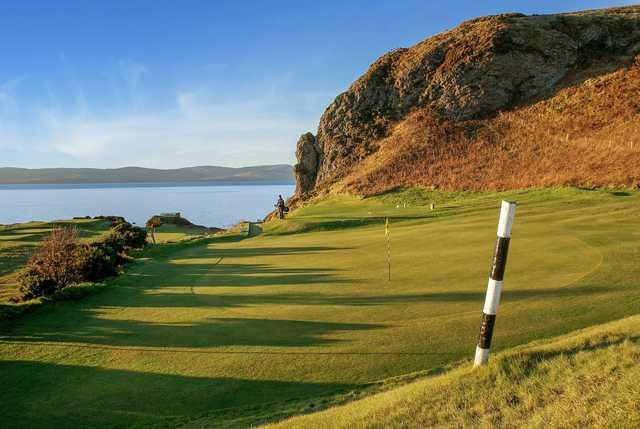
<box><xmin>0</xmin><ymin>182</ymin><xmax>295</xmax><ymax>228</ymax></box>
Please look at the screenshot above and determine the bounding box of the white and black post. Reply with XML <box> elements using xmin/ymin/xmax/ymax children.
<box><xmin>474</xmin><ymin>200</ymin><xmax>517</xmax><ymax>366</ymax></box>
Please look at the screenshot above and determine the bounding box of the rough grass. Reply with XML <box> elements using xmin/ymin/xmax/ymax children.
<box><xmin>0</xmin><ymin>188</ymin><xmax>639</xmax><ymax>428</ymax></box>
<box><xmin>266</xmin><ymin>315</ymin><xmax>640</xmax><ymax>428</ymax></box>
<box><xmin>338</xmin><ymin>58</ymin><xmax>640</xmax><ymax>195</ymax></box>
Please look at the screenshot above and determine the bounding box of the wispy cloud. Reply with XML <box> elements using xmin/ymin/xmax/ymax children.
<box><xmin>0</xmin><ymin>56</ymin><xmax>335</xmax><ymax>168</ymax></box>
<box><xmin>119</xmin><ymin>60</ymin><xmax>148</xmax><ymax>87</ymax></box>
<box><xmin>0</xmin><ymin>77</ymin><xmax>25</xmax><ymax>115</ymax></box>
<box><xmin>42</xmin><ymin>93</ymin><xmax>309</xmax><ymax>166</ymax></box>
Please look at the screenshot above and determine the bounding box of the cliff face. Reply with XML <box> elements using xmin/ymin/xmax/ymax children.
<box><xmin>293</xmin><ymin>132</ymin><xmax>321</xmax><ymax>197</ymax></box>
<box><xmin>293</xmin><ymin>6</ymin><xmax>640</xmax><ymax>199</ymax></box>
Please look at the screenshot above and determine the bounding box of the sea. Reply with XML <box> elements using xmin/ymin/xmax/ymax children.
<box><xmin>0</xmin><ymin>182</ymin><xmax>295</xmax><ymax>228</ymax></box>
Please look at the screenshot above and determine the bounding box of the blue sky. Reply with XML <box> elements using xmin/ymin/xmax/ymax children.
<box><xmin>0</xmin><ymin>0</ymin><xmax>632</xmax><ymax>169</ymax></box>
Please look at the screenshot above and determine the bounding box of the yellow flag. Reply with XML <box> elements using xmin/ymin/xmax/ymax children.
<box><xmin>385</xmin><ymin>217</ymin><xmax>389</xmax><ymax>236</ymax></box>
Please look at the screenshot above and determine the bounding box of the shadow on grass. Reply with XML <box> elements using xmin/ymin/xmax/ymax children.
<box><xmin>99</xmin><ymin>285</ymin><xmax>621</xmax><ymax>310</ymax></box>
<box><xmin>0</xmin><ymin>242</ymin><xmax>374</xmax><ymax>350</ymax></box>
<box><xmin>4</xmin><ymin>316</ymin><xmax>383</xmax><ymax>349</ymax></box>
<box><xmin>177</xmin><ymin>246</ymin><xmax>351</xmax><ymax>258</ymax></box>
<box><xmin>0</xmin><ymin>359</ymin><xmax>359</xmax><ymax>429</ymax></box>
<box><xmin>610</xmin><ymin>191</ymin><xmax>632</xmax><ymax>197</ymax></box>
<box><xmin>270</xmin><ymin>217</ymin><xmax>427</xmax><ymax>236</ymax></box>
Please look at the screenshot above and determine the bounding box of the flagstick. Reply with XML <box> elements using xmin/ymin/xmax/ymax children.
<box><xmin>385</xmin><ymin>218</ymin><xmax>391</xmax><ymax>281</ymax></box>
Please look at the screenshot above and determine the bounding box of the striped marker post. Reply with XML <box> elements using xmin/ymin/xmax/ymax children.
<box><xmin>474</xmin><ymin>200</ymin><xmax>517</xmax><ymax>366</ymax></box>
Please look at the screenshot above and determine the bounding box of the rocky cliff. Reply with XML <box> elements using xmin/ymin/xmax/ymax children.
<box><xmin>293</xmin><ymin>6</ymin><xmax>640</xmax><ymax>199</ymax></box>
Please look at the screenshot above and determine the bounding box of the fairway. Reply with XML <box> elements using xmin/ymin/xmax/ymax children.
<box><xmin>1</xmin><ymin>188</ymin><xmax>639</xmax><ymax>428</ymax></box>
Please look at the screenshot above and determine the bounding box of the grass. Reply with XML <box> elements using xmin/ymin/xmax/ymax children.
<box><xmin>151</xmin><ymin>224</ymin><xmax>212</xmax><ymax>244</ymax></box>
<box><xmin>338</xmin><ymin>55</ymin><xmax>640</xmax><ymax>195</ymax></box>
<box><xmin>266</xmin><ymin>315</ymin><xmax>640</xmax><ymax>428</ymax></box>
<box><xmin>0</xmin><ymin>220</ymin><xmax>210</xmax><ymax>303</ymax></box>
<box><xmin>0</xmin><ymin>187</ymin><xmax>639</xmax><ymax>427</ymax></box>
<box><xmin>0</xmin><ymin>219</ymin><xmax>113</xmax><ymax>303</ymax></box>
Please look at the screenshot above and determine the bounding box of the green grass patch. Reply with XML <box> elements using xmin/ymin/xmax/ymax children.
<box><xmin>266</xmin><ymin>315</ymin><xmax>640</xmax><ymax>428</ymax></box>
<box><xmin>0</xmin><ymin>187</ymin><xmax>639</xmax><ymax>428</ymax></box>
<box><xmin>151</xmin><ymin>224</ymin><xmax>212</xmax><ymax>244</ymax></box>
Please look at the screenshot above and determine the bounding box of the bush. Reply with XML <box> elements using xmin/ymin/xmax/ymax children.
<box><xmin>16</xmin><ymin>221</ymin><xmax>146</xmax><ymax>301</ymax></box>
<box><xmin>17</xmin><ymin>264</ymin><xmax>59</xmax><ymax>300</ymax></box>
<box><xmin>73</xmin><ymin>244</ymin><xmax>119</xmax><ymax>281</ymax></box>
<box><xmin>17</xmin><ymin>228</ymin><xmax>81</xmax><ymax>300</ymax></box>
<box><xmin>108</xmin><ymin>222</ymin><xmax>147</xmax><ymax>250</ymax></box>
<box><xmin>93</xmin><ymin>215</ymin><xmax>126</xmax><ymax>225</ymax></box>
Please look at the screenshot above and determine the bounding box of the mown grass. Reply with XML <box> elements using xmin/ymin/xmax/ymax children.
<box><xmin>266</xmin><ymin>315</ymin><xmax>640</xmax><ymax>428</ymax></box>
<box><xmin>152</xmin><ymin>224</ymin><xmax>212</xmax><ymax>244</ymax></box>
<box><xmin>0</xmin><ymin>187</ymin><xmax>638</xmax><ymax>428</ymax></box>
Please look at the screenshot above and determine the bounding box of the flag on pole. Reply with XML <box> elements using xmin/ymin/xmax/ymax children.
<box><xmin>385</xmin><ymin>217</ymin><xmax>391</xmax><ymax>281</ymax></box>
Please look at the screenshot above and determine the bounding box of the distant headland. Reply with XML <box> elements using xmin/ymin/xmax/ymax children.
<box><xmin>0</xmin><ymin>164</ymin><xmax>293</xmax><ymax>185</ymax></box>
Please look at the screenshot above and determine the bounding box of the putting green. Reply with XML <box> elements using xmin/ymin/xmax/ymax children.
<box><xmin>0</xmin><ymin>188</ymin><xmax>639</xmax><ymax>428</ymax></box>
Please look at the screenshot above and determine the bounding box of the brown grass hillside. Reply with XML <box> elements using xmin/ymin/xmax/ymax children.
<box><xmin>292</xmin><ymin>6</ymin><xmax>640</xmax><ymax>201</ymax></box>
<box><xmin>335</xmin><ymin>56</ymin><xmax>640</xmax><ymax>195</ymax></box>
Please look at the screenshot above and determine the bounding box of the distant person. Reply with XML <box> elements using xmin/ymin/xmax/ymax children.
<box><xmin>276</xmin><ymin>195</ymin><xmax>286</xmax><ymax>219</ymax></box>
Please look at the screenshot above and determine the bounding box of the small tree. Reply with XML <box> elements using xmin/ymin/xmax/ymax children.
<box><xmin>18</xmin><ymin>227</ymin><xmax>81</xmax><ymax>299</ymax></box>
<box><xmin>146</xmin><ymin>217</ymin><xmax>162</xmax><ymax>244</ymax></box>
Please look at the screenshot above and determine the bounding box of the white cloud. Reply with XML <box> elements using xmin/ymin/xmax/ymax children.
<box><xmin>119</xmin><ymin>60</ymin><xmax>148</xmax><ymax>87</ymax></box>
<box><xmin>0</xmin><ymin>78</ymin><xmax>25</xmax><ymax>115</ymax></box>
<box><xmin>0</xmin><ymin>60</ymin><xmax>336</xmax><ymax>168</ymax></box>
<box><xmin>36</xmin><ymin>89</ymin><xmax>313</xmax><ymax>167</ymax></box>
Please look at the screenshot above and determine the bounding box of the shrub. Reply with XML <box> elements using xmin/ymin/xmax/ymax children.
<box><xmin>107</xmin><ymin>222</ymin><xmax>147</xmax><ymax>250</ymax></box>
<box><xmin>17</xmin><ymin>228</ymin><xmax>81</xmax><ymax>299</ymax></box>
<box><xmin>73</xmin><ymin>244</ymin><xmax>119</xmax><ymax>281</ymax></box>
<box><xmin>17</xmin><ymin>264</ymin><xmax>59</xmax><ymax>300</ymax></box>
<box><xmin>16</xmin><ymin>221</ymin><xmax>146</xmax><ymax>301</ymax></box>
<box><xmin>93</xmin><ymin>215</ymin><xmax>126</xmax><ymax>225</ymax></box>
<box><xmin>146</xmin><ymin>217</ymin><xmax>163</xmax><ymax>244</ymax></box>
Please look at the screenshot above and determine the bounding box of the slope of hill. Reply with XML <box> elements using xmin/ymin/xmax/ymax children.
<box><xmin>292</xmin><ymin>6</ymin><xmax>640</xmax><ymax>200</ymax></box>
<box><xmin>0</xmin><ymin>164</ymin><xmax>293</xmax><ymax>184</ymax></box>
<box><xmin>266</xmin><ymin>314</ymin><xmax>640</xmax><ymax>428</ymax></box>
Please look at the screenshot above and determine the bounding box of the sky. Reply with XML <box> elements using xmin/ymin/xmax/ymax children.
<box><xmin>0</xmin><ymin>0</ymin><xmax>633</xmax><ymax>169</ymax></box>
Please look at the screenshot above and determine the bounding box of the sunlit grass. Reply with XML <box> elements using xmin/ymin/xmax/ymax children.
<box><xmin>0</xmin><ymin>187</ymin><xmax>639</xmax><ymax>427</ymax></box>
<box><xmin>267</xmin><ymin>315</ymin><xmax>640</xmax><ymax>428</ymax></box>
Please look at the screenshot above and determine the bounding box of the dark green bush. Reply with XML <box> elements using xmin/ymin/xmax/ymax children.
<box><xmin>17</xmin><ymin>227</ymin><xmax>81</xmax><ymax>300</ymax></box>
<box><xmin>17</xmin><ymin>263</ymin><xmax>59</xmax><ymax>300</ymax></box>
<box><xmin>16</xmin><ymin>221</ymin><xmax>145</xmax><ymax>301</ymax></box>
<box><xmin>73</xmin><ymin>244</ymin><xmax>119</xmax><ymax>281</ymax></box>
<box><xmin>108</xmin><ymin>222</ymin><xmax>147</xmax><ymax>249</ymax></box>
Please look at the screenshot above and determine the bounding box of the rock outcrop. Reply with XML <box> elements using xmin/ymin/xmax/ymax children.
<box><xmin>293</xmin><ymin>6</ymin><xmax>640</xmax><ymax>198</ymax></box>
<box><xmin>293</xmin><ymin>132</ymin><xmax>322</xmax><ymax>197</ymax></box>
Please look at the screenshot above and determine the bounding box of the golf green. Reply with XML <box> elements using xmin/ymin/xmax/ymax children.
<box><xmin>1</xmin><ymin>188</ymin><xmax>639</xmax><ymax>428</ymax></box>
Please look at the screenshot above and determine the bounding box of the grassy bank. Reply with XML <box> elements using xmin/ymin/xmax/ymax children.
<box><xmin>0</xmin><ymin>187</ymin><xmax>638</xmax><ymax>427</ymax></box>
<box><xmin>266</xmin><ymin>314</ymin><xmax>640</xmax><ymax>428</ymax></box>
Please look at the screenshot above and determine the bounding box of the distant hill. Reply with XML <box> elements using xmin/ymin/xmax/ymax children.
<box><xmin>0</xmin><ymin>164</ymin><xmax>294</xmax><ymax>184</ymax></box>
<box><xmin>292</xmin><ymin>5</ymin><xmax>640</xmax><ymax>200</ymax></box>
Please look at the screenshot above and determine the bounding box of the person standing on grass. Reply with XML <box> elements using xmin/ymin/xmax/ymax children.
<box><xmin>276</xmin><ymin>195</ymin><xmax>286</xmax><ymax>219</ymax></box>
